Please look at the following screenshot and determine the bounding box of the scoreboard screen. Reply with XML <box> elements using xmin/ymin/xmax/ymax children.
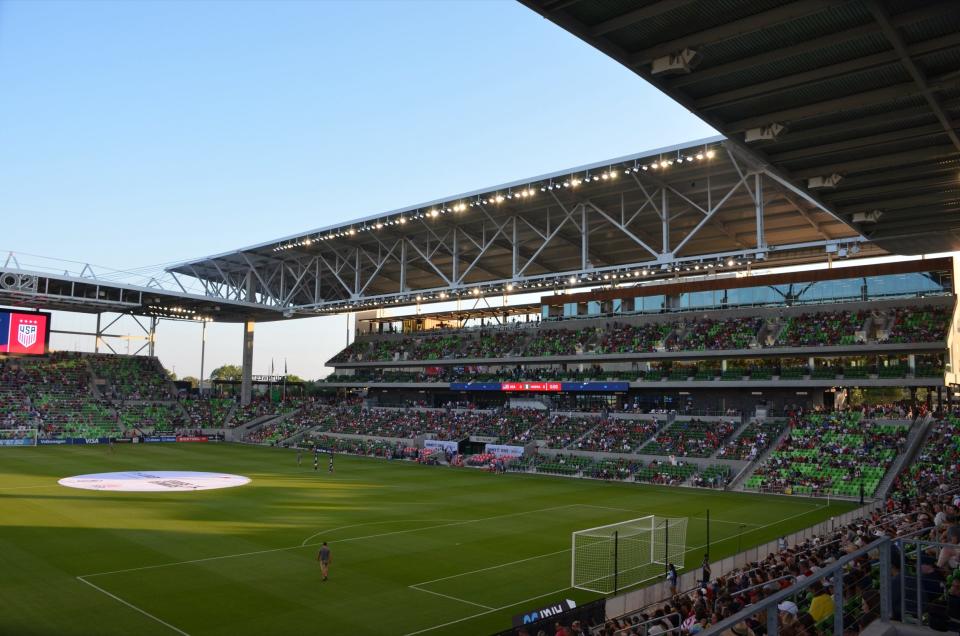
<box><xmin>0</xmin><ymin>310</ymin><xmax>51</xmax><ymax>355</ymax></box>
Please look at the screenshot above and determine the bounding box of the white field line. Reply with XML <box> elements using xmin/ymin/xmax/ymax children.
<box><xmin>408</xmin><ymin>585</ymin><xmax>493</xmax><ymax>610</ymax></box>
<box><xmin>77</xmin><ymin>576</ymin><xmax>190</xmax><ymax>636</ymax></box>
<box><xmin>80</xmin><ymin>504</ymin><xmax>581</xmax><ymax>578</ymax></box>
<box><xmin>411</xmin><ymin>547</ymin><xmax>571</xmax><ymax>587</ymax></box>
<box><xmin>0</xmin><ymin>483</ymin><xmax>61</xmax><ymax>491</ymax></box>
<box><xmin>402</xmin><ymin>502</ymin><xmax>831</xmax><ymax>635</ymax></box>
<box><xmin>402</xmin><ymin>586</ymin><xmax>572</xmax><ymax>636</ymax></box>
<box><xmin>299</xmin><ymin>503</ymin><xmax>581</xmax><ymax>547</ymax></box>
<box><xmin>299</xmin><ymin>518</ymin><xmax>457</xmax><ymax>547</ymax></box>
<box><xmin>577</xmin><ymin>502</ymin><xmax>823</xmax><ymax>526</ymax></box>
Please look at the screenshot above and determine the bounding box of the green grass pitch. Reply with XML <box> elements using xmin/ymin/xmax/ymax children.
<box><xmin>0</xmin><ymin>444</ymin><xmax>855</xmax><ymax>635</ymax></box>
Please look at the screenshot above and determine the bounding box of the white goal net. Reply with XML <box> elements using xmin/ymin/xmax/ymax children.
<box><xmin>0</xmin><ymin>428</ymin><xmax>38</xmax><ymax>447</ymax></box>
<box><xmin>571</xmin><ymin>515</ymin><xmax>687</xmax><ymax>594</ymax></box>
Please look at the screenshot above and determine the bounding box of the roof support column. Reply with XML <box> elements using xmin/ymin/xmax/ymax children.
<box><xmin>241</xmin><ymin>271</ymin><xmax>255</xmax><ymax>406</ymax></box>
<box><xmin>241</xmin><ymin>320</ymin><xmax>254</xmax><ymax>406</ymax></box>
<box><xmin>661</xmin><ymin>189</ymin><xmax>670</xmax><ymax>257</ymax></box>
<box><xmin>581</xmin><ymin>204</ymin><xmax>589</xmax><ymax>269</ymax></box>
<box><xmin>94</xmin><ymin>313</ymin><xmax>101</xmax><ymax>354</ymax></box>
<box><xmin>399</xmin><ymin>240</ymin><xmax>407</xmax><ymax>293</ymax></box>
<box><xmin>148</xmin><ymin>317</ymin><xmax>156</xmax><ymax>357</ymax></box>
<box><xmin>755</xmin><ymin>173</ymin><xmax>766</xmax><ymax>252</ymax></box>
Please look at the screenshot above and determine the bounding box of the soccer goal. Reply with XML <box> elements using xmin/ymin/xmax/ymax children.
<box><xmin>571</xmin><ymin>515</ymin><xmax>687</xmax><ymax>594</ymax></box>
<box><xmin>0</xmin><ymin>428</ymin><xmax>38</xmax><ymax>447</ymax></box>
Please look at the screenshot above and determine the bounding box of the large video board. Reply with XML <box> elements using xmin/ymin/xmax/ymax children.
<box><xmin>0</xmin><ymin>310</ymin><xmax>51</xmax><ymax>355</ymax></box>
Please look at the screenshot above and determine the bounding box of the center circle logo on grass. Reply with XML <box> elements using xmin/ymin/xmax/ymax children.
<box><xmin>58</xmin><ymin>471</ymin><xmax>250</xmax><ymax>492</ymax></box>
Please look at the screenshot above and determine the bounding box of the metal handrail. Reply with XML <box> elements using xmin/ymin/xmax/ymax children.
<box><xmin>702</xmin><ymin>537</ymin><xmax>890</xmax><ymax>636</ymax></box>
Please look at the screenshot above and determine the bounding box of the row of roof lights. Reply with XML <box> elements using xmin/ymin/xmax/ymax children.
<box><xmin>271</xmin><ymin>148</ymin><xmax>718</xmax><ymax>252</ymax></box>
<box><xmin>313</xmin><ymin>257</ymin><xmax>760</xmax><ymax>313</ymax></box>
<box><xmin>145</xmin><ymin>305</ymin><xmax>213</xmax><ymax>321</ymax></box>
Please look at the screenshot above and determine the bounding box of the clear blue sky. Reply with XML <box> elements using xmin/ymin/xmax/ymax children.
<box><xmin>0</xmin><ymin>0</ymin><xmax>715</xmax><ymax>379</ymax></box>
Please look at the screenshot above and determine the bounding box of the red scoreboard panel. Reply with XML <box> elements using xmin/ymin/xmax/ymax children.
<box><xmin>0</xmin><ymin>310</ymin><xmax>51</xmax><ymax>355</ymax></box>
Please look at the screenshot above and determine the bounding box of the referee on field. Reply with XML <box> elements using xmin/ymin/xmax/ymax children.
<box><xmin>317</xmin><ymin>542</ymin><xmax>331</xmax><ymax>581</ymax></box>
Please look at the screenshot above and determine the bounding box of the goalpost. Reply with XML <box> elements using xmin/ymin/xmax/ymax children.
<box><xmin>0</xmin><ymin>428</ymin><xmax>38</xmax><ymax>447</ymax></box>
<box><xmin>571</xmin><ymin>515</ymin><xmax>687</xmax><ymax>594</ymax></box>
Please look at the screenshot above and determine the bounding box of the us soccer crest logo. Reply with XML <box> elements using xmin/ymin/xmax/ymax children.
<box><xmin>17</xmin><ymin>322</ymin><xmax>38</xmax><ymax>348</ymax></box>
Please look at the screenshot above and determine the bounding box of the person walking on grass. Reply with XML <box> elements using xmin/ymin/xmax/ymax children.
<box><xmin>317</xmin><ymin>542</ymin><xmax>331</xmax><ymax>581</ymax></box>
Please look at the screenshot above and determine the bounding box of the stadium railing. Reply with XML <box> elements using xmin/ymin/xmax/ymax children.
<box><xmin>701</xmin><ymin>536</ymin><xmax>893</xmax><ymax>636</ymax></box>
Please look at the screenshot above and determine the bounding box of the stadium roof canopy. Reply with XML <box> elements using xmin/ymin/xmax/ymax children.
<box><xmin>168</xmin><ymin>136</ymin><xmax>879</xmax><ymax>315</ymax></box>
<box><xmin>519</xmin><ymin>0</ymin><xmax>960</xmax><ymax>256</ymax></box>
<box><xmin>0</xmin><ymin>252</ymin><xmax>285</xmax><ymax>323</ymax></box>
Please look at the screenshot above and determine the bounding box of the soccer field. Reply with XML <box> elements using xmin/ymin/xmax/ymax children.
<box><xmin>0</xmin><ymin>444</ymin><xmax>856</xmax><ymax>636</ymax></box>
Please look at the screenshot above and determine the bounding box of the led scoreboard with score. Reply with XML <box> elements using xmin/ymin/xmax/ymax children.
<box><xmin>500</xmin><ymin>382</ymin><xmax>562</xmax><ymax>392</ymax></box>
<box><xmin>0</xmin><ymin>310</ymin><xmax>51</xmax><ymax>355</ymax></box>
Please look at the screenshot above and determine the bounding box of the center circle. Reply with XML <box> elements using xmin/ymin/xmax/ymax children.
<box><xmin>58</xmin><ymin>471</ymin><xmax>251</xmax><ymax>492</ymax></box>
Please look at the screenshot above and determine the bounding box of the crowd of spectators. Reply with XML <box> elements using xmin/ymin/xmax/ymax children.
<box><xmin>88</xmin><ymin>354</ymin><xmax>173</xmax><ymax>401</ymax></box>
<box><xmin>179</xmin><ymin>397</ymin><xmax>234</xmax><ymax>429</ymax></box>
<box><xmin>718</xmin><ymin>420</ymin><xmax>787</xmax><ymax>460</ymax></box>
<box><xmin>115</xmin><ymin>402</ymin><xmax>186</xmax><ymax>433</ymax></box>
<box><xmin>586</xmin><ymin>415</ymin><xmax>960</xmax><ymax>636</ymax></box>
<box><xmin>747</xmin><ymin>412</ymin><xmax>909</xmax><ymax>497</ymax></box>
<box><xmin>316</xmin><ymin>406</ymin><xmax>598</xmax><ymax>446</ymax></box>
<box><xmin>574</xmin><ymin>419</ymin><xmax>663</xmax><ymax>453</ymax></box>
<box><xmin>885</xmin><ymin>306</ymin><xmax>950</xmax><ymax>343</ymax></box>
<box><xmin>6</xmin><ymin>353</ymin><xmax>121</xmax><ymax>438</ymax></box>
<box><xmin>641</xmin><ymin>419</ymin><xmax>738</xmax><ymax>457</ymax></box>
<box><xmin>330</xmin><ymin>305</ymin><xmax>947</xmax><ymax>367</ymax></box>
<box><xmin>672</xmin><ymin>317</ymin><xmax>763</xmax><ymax>352</ymax></box>
<box><xmin>774</xmin><ymin>311</ymin><xmax>867</xmax><ymax>347</ymax></box>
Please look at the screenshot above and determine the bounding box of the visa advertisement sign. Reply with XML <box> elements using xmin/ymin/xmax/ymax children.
<box><xmin>0</xmin><ymin>310</ymin><xmax>51</xmax><ymax>355</ymax></box>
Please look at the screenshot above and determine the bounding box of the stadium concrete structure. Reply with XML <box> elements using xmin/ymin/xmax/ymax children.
<box><xmin>3</xmin><ymin>2</ymin><xmax>960</xmax><ymax>635</ymax></box>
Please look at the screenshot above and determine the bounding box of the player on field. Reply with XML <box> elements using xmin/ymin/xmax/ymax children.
<box><xmin>328</xmin><ymin>450</ymin><xmax>334</xmax><ymax>474</ymax></box>
<box><xmin>317</xmin><ymin>542</ymin><xmax>331</xmax><ymax>581</ymax></box>
<box><xmin>297</xmin><ymin>449</ymin><xmax>302</xmax><ymax>467</ymax></box>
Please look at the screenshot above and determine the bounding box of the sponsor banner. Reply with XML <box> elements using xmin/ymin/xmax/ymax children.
<box><xmin>469</xmin><ymin>435</ymin><xmax>498</xmax><ymax>444</ymax></box>
<box><xmin>176</xmin><ymin>436</ymin><xmax>209</xmax><ymax>443</ymax></box>
<box><xmin>144</xmin><ymin>437</ymin><xmax>164</xmax><ymax>443</ymax></box>
<box><xmin>513</xmin><ymin>599</ymin><xmax>577</xmax><ymax>628</ymax></box>
<box><xmin>424</xmin><ymin>439</ymin><xmax>458</xmax><ymax>454</ymax></box>
<box><xmin>562</xmin><ymin>381</ymin><xmax>630</xmax><ymax>392</ymax></box>
<box><xmin>58</xmin><ymin>471</ymin><xmax>251</xmax><ymax>492</ymax></box>
<box><xmin>112</xmin><ymin>437</ymin><xmax>133</xmax><ymax>444</ymax></box>
<box><xmin>450</xmin><ymin>382</ymin><xmax>501</xmax><ymax>391</ymax></box>
<box><xmin>485</xmin><ymin>443</ymin><xmax>524</xmax><ymax>458</ymax></box>
<box><xmin>39</xmin><ymin>438</ymin><xmax>67</xmax><ymax>445</ymax></box>
<box><xmin>0</xmin><ymin>438</ymin><xmax>32</xmax><ymax>446</ymax></box>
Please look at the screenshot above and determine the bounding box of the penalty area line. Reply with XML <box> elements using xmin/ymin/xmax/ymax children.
<box><xmin>408</xmin><ymin>585</ymin><xmax>493</xmax><ymax>610</ymax></box>
<box><xmin>403</xmin><ymin>503</ymin><xmax>833</xmax><ymax>635</ymax></box>
<box><xmin>77</xmin><ymin>576</ymin><xmax>190</xmax><ymax>636</ymax></box>
<box><xmin>403</xmin><ymin>585</ymin><xmax>573</xmax><ymax>636</ymax></box>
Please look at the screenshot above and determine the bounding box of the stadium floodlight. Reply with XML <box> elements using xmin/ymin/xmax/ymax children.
<box><xmin>572</xmin><ymin>516</ymin><xmax>687</xmax><ymax>594</ymax></box>
<box><xmin>744</xmin><ymin>123</ymin><xmax>785</xmax><ymax>143</ymax></box>
<box><xmin>650</xmin><ymin>48</ymin><xmax>700</xmax><ymax>75</ymax></box>
<box><xmin>807</xmin><ymin>173</ymin><xmax>843</xmax><ymax>189</ymax></box>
